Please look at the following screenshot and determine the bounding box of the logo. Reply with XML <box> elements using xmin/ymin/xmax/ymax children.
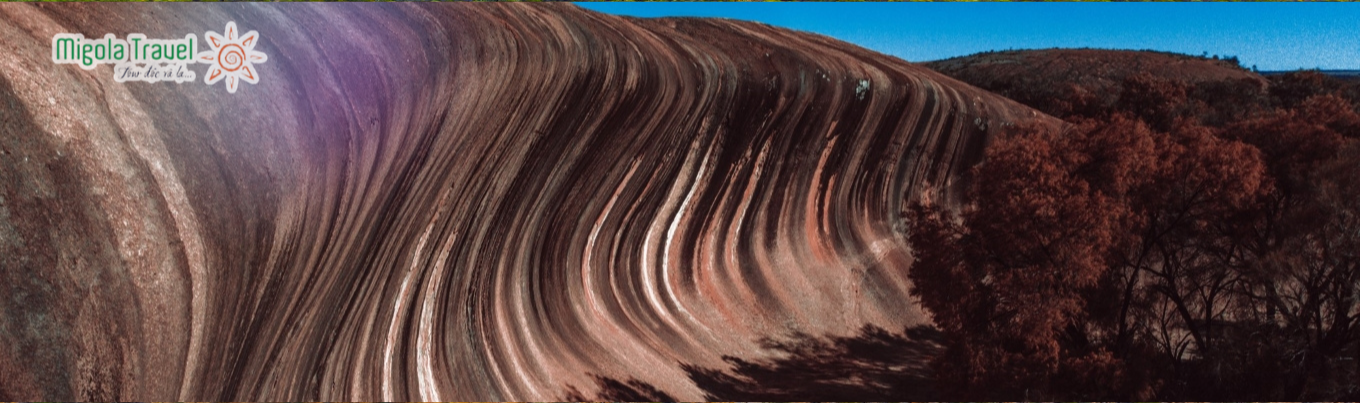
<box><xmin>51</xmin><ymin>22</ymin><xmax>266</xmax><ymax>94</ymax></box>
<box><xmin>198</xmin><ymin>22</ymin><xmax>267</xmax><ymax>94</ymax></box>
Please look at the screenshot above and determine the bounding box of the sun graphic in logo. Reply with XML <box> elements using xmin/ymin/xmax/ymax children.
<box><xmin>197</xmin><ymin>22</ymin><xmax>266</xmax><ymax>94</ymax></box>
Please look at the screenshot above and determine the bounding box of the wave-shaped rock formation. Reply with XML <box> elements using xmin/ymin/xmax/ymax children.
<box><xmin>0</xmin><ymin>3</ymin><xmax>1058</xmax><ymax>401</ymax></box>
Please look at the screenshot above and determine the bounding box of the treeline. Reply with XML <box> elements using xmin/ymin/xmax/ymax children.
<box><xmin>907</xmin><ymin>70</ymin><xmax>1360</xmax><ymax>400</ymax></box>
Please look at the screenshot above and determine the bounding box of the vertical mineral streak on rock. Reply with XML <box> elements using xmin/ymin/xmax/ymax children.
<box><xmin>0</xmin><ymin>2</ymin><xmax>1061</xmax><ymax>401</ymax></box>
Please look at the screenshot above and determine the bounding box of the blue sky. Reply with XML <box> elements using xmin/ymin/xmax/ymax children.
<box><xmin>579</xmin><ymin>3</ymin><xmax>1360</xmax><ymax>71</ymax></box>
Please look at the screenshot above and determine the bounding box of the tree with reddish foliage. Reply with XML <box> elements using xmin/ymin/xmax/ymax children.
<box><xmin>917</xmin><ymin>48</ymin><xmax>1360</xmax><ymax>399</ymax></box>
<box><xmin>1190</xmin><ymin>77</ymin><xmax>1270</xmax><ymax>127</ymax></box>
<box><xmin>1115</xmin><ymin>73</ymin><xmax>1192</xmax><ymax>132</ymax></box>
<box><xmin>906</xmin><ymin>114</ymin><xmax>1273</xmax><ymax>400</ymax></box>
<box><xmin>904</xmin><ymin>120</ymin><xmax>1127</xmax><ymax>400</ymax></box>
<box><xmin>1269</xmin><ymin>71</ymin><xmax>1348</xmax><ymax>110</ymax></box>
<box><xmin>1217</xmin><ymin>95</ymin><xmax>1360</xmax><ymax>398</ymax></box>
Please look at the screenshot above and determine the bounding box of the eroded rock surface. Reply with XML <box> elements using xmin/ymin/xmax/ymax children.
<box><xmin>0</xmin><ymin>3</ymin><xmax>1057</xmax><ymax>400</ymax></box>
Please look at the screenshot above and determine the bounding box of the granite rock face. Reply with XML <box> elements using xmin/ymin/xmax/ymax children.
<box><xmin>0</xmin><ymin>3</ymin><xmax>1057</xmax><ymax>400</ymax></box>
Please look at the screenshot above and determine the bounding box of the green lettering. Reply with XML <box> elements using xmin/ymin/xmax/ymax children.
<box><xmin>151</xmin><ymin>44</ymin><xmax>162</xmax><ymax>60</ymax></box>
<box><xmin>81</xmin><ymin>43</ymin><xmax>93</xmax><ymax>66</ymax></box>
<box><xmin>54</xmin><ymin>37</ymin><xmax>76</xmax><ymax>61</ymax></box>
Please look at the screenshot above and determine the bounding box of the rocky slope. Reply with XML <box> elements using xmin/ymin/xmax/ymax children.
<box><xmin>0</xmin><ymin>3</ymin><xmax>1058</xmax><ymax>401</ymax></box>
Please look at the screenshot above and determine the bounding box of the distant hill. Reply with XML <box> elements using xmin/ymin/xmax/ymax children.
<box><xmin>925</xmin><ymin>48</ymin><xmax>1262</xmax><ymax>88</ymax></box>
<box><xmin>922</xmin><ymin>49</ymin><xmax>1269</xmax><ymax>120</ymax></box>
<box><xmin>1261</xmin><ymin>70</ymin><xmax>1360</xmax><ymax>81</ymax></box>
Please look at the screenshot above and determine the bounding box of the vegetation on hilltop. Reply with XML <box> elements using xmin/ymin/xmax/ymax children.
<box><xmin>911</xmin><ymin>49</ymin><xmax>1360</xmax><ymax>400</ymax></box>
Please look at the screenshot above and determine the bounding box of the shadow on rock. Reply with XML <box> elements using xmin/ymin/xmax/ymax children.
<box><xmin>563</xmin><ymin>375</ymin><xmax>678</xmax><ymax>402</ymax></box>
<box><xmin>565</xmin><ymin>325</ymin><xmax>944</xmax><ymax>402</ymax></box>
